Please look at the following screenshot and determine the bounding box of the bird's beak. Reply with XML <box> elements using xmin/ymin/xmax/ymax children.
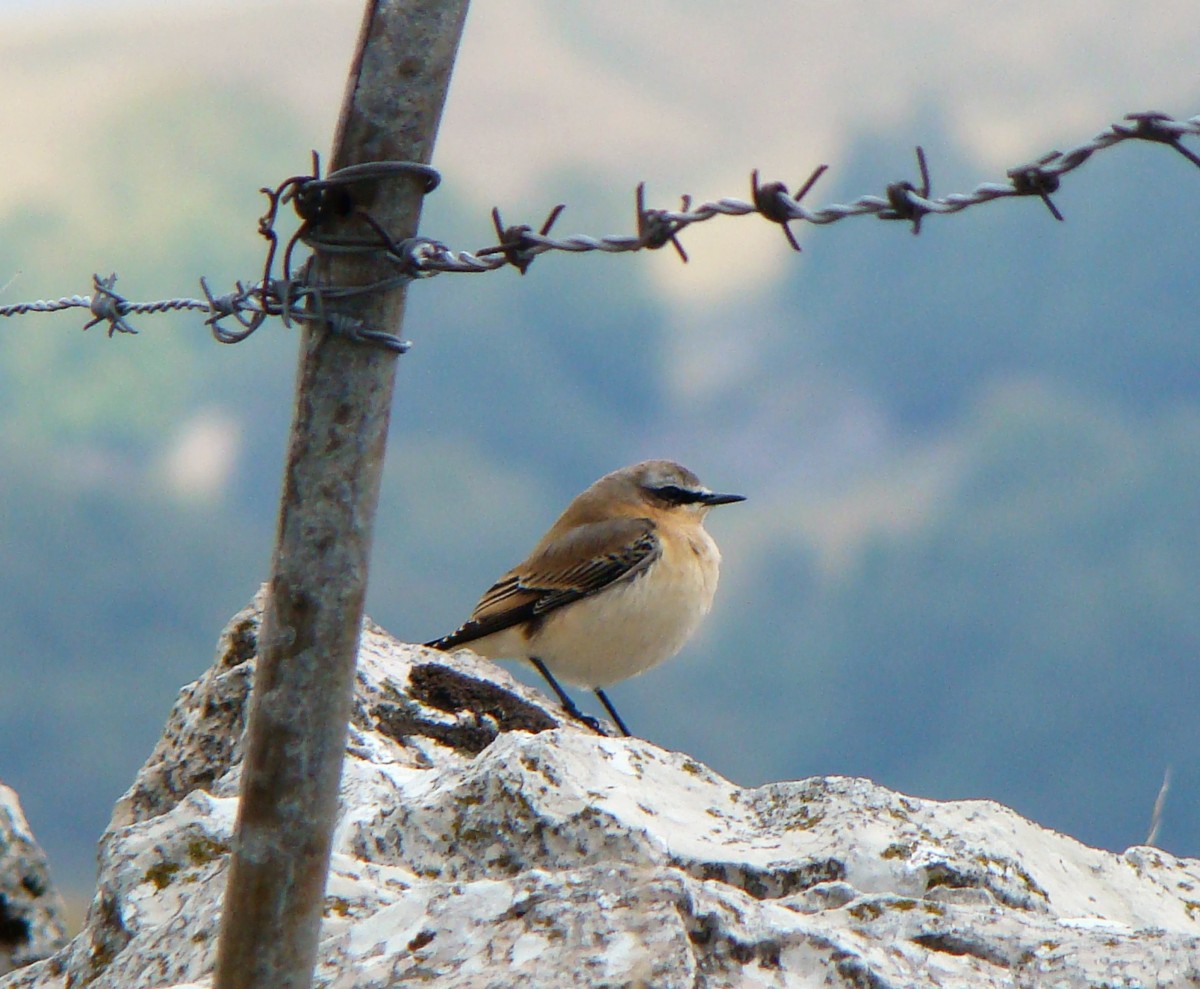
<box><xmin>698</xmin><ymin>491</ymin><xmax>746</xmax><ymax>506</ymax></box>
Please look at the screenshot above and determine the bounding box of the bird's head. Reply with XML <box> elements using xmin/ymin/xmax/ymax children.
<box><xmin>614</xmin><ymin>460</ymin><xmax>746</xmax><ymax>519</ymax></box>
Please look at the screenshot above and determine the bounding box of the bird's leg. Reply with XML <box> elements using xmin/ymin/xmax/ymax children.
<box><xmin>593</xmin><ymin>688</ymin><xmax>632</xmax><ymax>738</ymax></box>
<box><xmin>529</xmin><ymin>657</ymin><xmax>604</xmax><ymax>734</ymax></box>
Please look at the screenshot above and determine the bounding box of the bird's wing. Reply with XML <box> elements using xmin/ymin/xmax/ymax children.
<box><xmin>425</xmin><ymin>517</ymin><xmax>660</xmax><ymax>650</ymax></box>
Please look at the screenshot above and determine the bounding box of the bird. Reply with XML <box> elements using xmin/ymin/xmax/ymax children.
<box><xmin>424</xmin><ymin>460</ymin><xmax>744</xmax><ymax>737</ymax></box>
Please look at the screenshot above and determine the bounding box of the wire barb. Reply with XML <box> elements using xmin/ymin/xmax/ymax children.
<box><xmin>82</xmin><ymin>274</ymin><xmax>138</xmax><ymax>337</ymax></box>
<box><xmin>752</xmin><ymin>164</ymin><xmax>828</xmax><ymax>250</ymax></box>
<box><xmin>879</xmin><ymin>147</ymin><xmax>932</xmax><ymax>234</ymax></box>
<box><xmin>481</xmin><ymin>204</ymin><xmax>566</xmax><ymax>274</ymax></box>
<box><xmin>1007</xmin><ymin>153</ymin><xmax>1065</xmax><ymax>221</ymax></box>
<box><xmin>635</xmin><ymin>183</ymin><xmax>691</xmax><ymax>263</ymax></box>
<box><xmin>1116</xmin><ymin>111</ymin><xmax>1200</xmax><ymax>170</ymax></box>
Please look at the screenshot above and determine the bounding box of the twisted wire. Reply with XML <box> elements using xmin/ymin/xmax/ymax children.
<box><xmin>1</xmin><ymin>110</ymin><xmax>1196</xmax><ymax>339</ymax></box>
<box><xmin>414</xmin><ymin>111</ymin><xmax>1200</xmax><ymax>271</ymax></box>
<box><xmin>0</xmin><ymin>294</ymin><xmax>210</xmax><ymax>319</ymax></box>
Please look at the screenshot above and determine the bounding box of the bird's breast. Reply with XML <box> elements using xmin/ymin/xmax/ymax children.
<box><xmin>529</xmin><ymin>527</ymin><xmax>722</xmax><ymax>688</ymax></box>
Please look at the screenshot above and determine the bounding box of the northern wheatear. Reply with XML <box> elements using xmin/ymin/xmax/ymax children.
<box><xmin>424</xmin><ymin>460</ymin><xmax>744</xmax><ymax>737</ymax></box>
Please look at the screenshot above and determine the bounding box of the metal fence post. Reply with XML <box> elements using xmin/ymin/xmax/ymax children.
<box><xmin>213</xmin><ymin>3</ymin><xmax>470</xmax><ymax>987</ymax></box>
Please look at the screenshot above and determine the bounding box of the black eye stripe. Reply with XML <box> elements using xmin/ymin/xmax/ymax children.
<box><xmin>646</xmin><ymin>483</ymin><xmax>702</xmax><ymax>504</ymax></box>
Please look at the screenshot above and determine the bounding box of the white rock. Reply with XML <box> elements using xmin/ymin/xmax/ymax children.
<box><xmin>0</xmin><ymin>784</ymin><xmax>67</xmax><ymax>977</ymax></box>
<box><xmin>3</xmin><ymin>595</ymin><xmax>1198</xmax><ymax>988</ymax></box>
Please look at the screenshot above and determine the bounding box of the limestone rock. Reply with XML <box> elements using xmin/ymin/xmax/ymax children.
<box><xmin>0</xmin><ymin>784</ymin><xmax>68</xmax><ymax>977</ymax></box>
<box><xmin>3</xmin><ymin>595</ymin><xmax>1198</xmax><ymax>988</ymax></box>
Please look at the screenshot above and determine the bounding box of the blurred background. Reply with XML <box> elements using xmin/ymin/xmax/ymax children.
<box><xmin>1</xmin><ymin>0</ymin><xmax>1198</xmax><ymax>907</ymax></box>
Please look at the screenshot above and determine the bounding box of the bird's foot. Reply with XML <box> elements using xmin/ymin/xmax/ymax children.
<box><xmin>567</xmin><ymin>709</ymin><xmax>607</xmax><ymax>735</ymax></box>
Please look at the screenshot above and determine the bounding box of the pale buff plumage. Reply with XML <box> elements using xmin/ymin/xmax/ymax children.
<box><xmin>425</xmin><ymin>460</ymin><xmax>744</xmax><ymax>736</ymax></box>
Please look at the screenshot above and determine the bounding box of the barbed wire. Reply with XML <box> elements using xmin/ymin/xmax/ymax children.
<box><xmin>2</xmin><ymin>110</ymin><xmax>1197</xmax><ymax>346</ymax></box>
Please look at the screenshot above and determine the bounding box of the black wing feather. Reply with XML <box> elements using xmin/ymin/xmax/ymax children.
<box><xmin>425</xmin><ymin>519</ymin><xmax>660</xmax><ymax>650</ymax></box>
